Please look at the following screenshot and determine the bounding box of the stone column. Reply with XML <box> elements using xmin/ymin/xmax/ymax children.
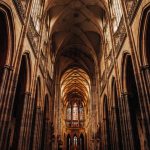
<box><xmin>71</xmin><ymin>104</ymin><xmax>73</xmax><ymax>127</ymax></box>
<box><xmin>108</xmin><ymin>107</ymin><xmax>114</xmax><ymax>150</ymax></box>
<box><xmin>0</xmin><ymin>0</ymin><xmax>35</xmax><ymax>148</ymax></box>
<box><xmin>112</xmin><ymin>106</ymin><xmax>119</xmax><ymax>150</ymax></box>
<box><xmin>117</xmin><ymin>97</ymin><xmax>127</xmax><ymax>150</ymax></box>
<box><xmin>78</xmin><ymin>103</ymin><xmax>80</xmax><ymax>127</ymax></box>
<box><xmin>102</xmin><ymin>118</ymin><xmax>106</xmax><ymax>150</ymax></box>
<box><xmin>110</xmin><ymin>107</ymin><xmax>116</xmax><ymax>150</ymax></box>
<box><xmin>140</xmin><ymin>65</ymin><xmax>150</xmax><ymax>148</ymax></box>
<box><xmin>140</xmin><ymin>65</ymin><xmax>150</xmax><ymax>92</ymax></box>
<box><xmin>0</xmin><ymin>65</ymin><xmax>13</xmax><ymax>126</ymax></box>
<box><xmin>25</xmin><ymin>97</ymin><xmax>34</xmax><ymax>150</ymax></box>
<box><xmin>140</xmin><ymin>65</ymin><xmax>150</xmax><ymax>113</ymax></box>
<box><xmin>32</xmin><ymin>107</ymin><xmax>42</xmax><ymax>150</ymax></box>
<box><xmin>0</xmin><ymin>65</ymin><xmax>13</xmax><ymax>104</ymax></box>
<box><xmin>18</xmin><ymin>92</ymin><xmax>31</xmax><ymax>150</ymax></box>
<box><xmin>0</xmin><ymin>66</ymin><xmax>16</xmax><ymax>150</ymax></box>
<box><xmin>119</xmin><ymin>0</ymin><xmax>150</xmax><ymax>147</ymax></box>
<box><xmin>44</xmin><ymin>119</ymin><xmax>49</xmax><ymax>150</ymax></box>
<box><xmin>121</xmin><ymin>92</ymin><xmax>134</xmax><ymax>150</ymax></box>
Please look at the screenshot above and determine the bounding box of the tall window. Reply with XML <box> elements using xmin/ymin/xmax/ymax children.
<box><xmin>74</xmin><ymin>136</ymin><xmax>78</xmax><ymax>146</ymax></box>
<box><xmin>67</xmin><ymin>104</ymin><xmax>71</xmax><ymax>120</ymax></box>
<box><xmin>79</xmin><ymin>104</ymin><xmax>84</xmax><ymax>120</ymax></box>
<box><xmin>67</xmin><ymin>134</ymin><xmax>71</xmax><ymax>150</ymax></box>
<box><xmin>110</xmin><ymin>0</ymin><xmax>122</xmax><ymax>32</ymax></box>
<box><xmin>31</xmin><ymin>0</ymin><xmax>42</xmax><ymax>31</ymax></box>
<box><xmin>73</xmin><ymin>103</ymin><xmax>78</xmax><ymax>120</ymax></box>
<box><xmin>66</xmin><ymin>101</ymin><xmax>84</xmax><ymax>127</ymax></box>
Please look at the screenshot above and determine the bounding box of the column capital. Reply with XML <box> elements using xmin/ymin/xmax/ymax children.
<box><xmin>111</xmin><ymin>106</ymin><xmax>116</xmax><ymax>110</ymax></box>
<box><xmin>37</xmin><ymin>106</ymin><xmax>41</xmax><ymax>110</ymax></box>
<box><xmin>0</xmin><ymin>65</ymin><xmax>14</xmax><ymax>71</ymax></box>
<box><xmin>140</xmin><ymin>64</ymin><xmax>150</xmax><ymax>71</ymax></box>
<box><xmin>24</xmin><ymin>91</ymin><xmax>32</xmax><ymax>96</ymax></box>
<box><xmin>121</xmin><ymin>91</ymin><xmax>129</xmax><ymax>96</ymax></box>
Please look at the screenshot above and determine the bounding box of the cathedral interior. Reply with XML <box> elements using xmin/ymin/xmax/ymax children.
<box><xmin>0</xmin><ymin>0</ymin><xmax>150</xmax><ymax>150</ymax></box>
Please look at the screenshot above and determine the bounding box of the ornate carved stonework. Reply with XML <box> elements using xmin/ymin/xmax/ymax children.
<box><xmin>27</xmin><ymin>17</ymin><xmax>39</xmax><ymax>55</ymax></box>
<box><xmin>29</xmin><ymin>17</ymin><xmax>39</xmax><ymax>37</ymax></box>
<box><xmin>100</xmin><ymin>70</ymin><xmax>106</xmax><ymax>95</ymax></box>
<box><xmin>27</xmin><ymin>31</ymin><xmax>38</xmax><ymax>55</ymax></box>
<box><xmin>13</xmin><ymin>0</ymin><xmax>26</xmax><ymax>23</ymax></box>
<box><xmin>46</xmin><ymin>73</ymin><xmax>53</xmax><ymax>95</ymax></box>
<box><xmin>106</xmin><ymin>50</ymin><xmax>114</xmax><ymax>78</ymax></box>
<box><xmin>113</xmin><ymin>17</ymin><xmax>126</xmax><ymax>56</ymax></box>
<box><xmin>125</xmin><ymin>0</ymin><xmax>141</xmax><ymax>23</ymax></box>
<box><xmin>39</xmin><ymin>54</ymin><xmax>46</xmax><ymax>78</ymax></box>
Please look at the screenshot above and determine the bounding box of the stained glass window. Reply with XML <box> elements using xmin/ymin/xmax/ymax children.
<box><xmin>74</xmin><ymin>136</ymin><xmax>78</xmax><ymax>146</ymax></box>
<box><xmin>31</xmin><ymin>0</ymin><xmax>42</xmax><ymax>32</ymax></box>
<box><xmin>111</xmin><ymin>0</ymin><xmax>122</xmax><ymax>32</ymax></box>
<box><xmin>79</xmin><ymin>105</ymin><xmax>84</xmax><ymax>120</ymax></box>
<box><xmin>73</xmin><ymin>103</ymin><xmax>78</xmax><ymax>120</ymax></box>
<box><xmin>67</xmin><ymin>105</ymin><xmax>71</xmax><ymax>120</ymax></box>
<box><xmin>66</xmin><ymin>102</ymin><xmax>84</xmax><ymax>127</ymax></box>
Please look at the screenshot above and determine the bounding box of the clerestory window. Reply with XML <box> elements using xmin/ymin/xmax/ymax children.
<box><xmin>31</xmin><ymin>0</ymin><xmax>42</xmax><ymax>32</ymax></box>
<box><xmin>110</xmin><ymin>0</ymin><xmax>123</xmax><ymax>32</ymax></box>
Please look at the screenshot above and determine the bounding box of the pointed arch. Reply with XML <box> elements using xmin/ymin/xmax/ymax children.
<box><xmin>11</xmin><ymin>53</ymin><xmax>31</xmax><ymax>149</ymax></box>
<box><xmin>121</xmin><ymin>52</ymin><xmax>131</xmax><ymax>91</ymax></box>
<box><xmin>80</xmin><ymin>133</ymin><xmax>84</xmax><ymax>150</ymax></box>
<box><xmin>138</xmin><ymin>3</ymin><xmax>150</xmax><ymax>65</ymax></box>
<box><xmin>121</xmin><ymin>53</ymin><xmax>142</xmax><ymax>149</ymax></box>
<box><xmin>37</xmin><ymin>77</ymin><xmax>42</xmax><ymax>106</ymax></box>
<box><xmin>22</xmin><ymin>52</ymin><xmax>32</xmax><ymax>91</ymax></box>
<box><xmin>0</xmin><ymin>2</ymin><xmax>15</xmax><ymax>64</ymax></box>
<box><xmin>67</xmin><ymin>134</ymin><xmax>71</xmax><ymax>150</ymax></box>
<box><xmin>111</xmin><ymin>77</ymin><xmax>123</xmax><ymax>150</ymax></box>
<box><xmin>0</xmin><ymin>2</ymin><xmax>15</xmax><ymax>84</ymax></box>
<box><xmin>138</xmin><ymin>3</ymin><xmax>150</xmax><ymax>102</ymax></box>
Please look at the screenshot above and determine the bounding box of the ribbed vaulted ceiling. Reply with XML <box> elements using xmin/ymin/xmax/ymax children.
<box><xmin>61</xmin><ymin>68</ymin><xmax>90</xmax><ymax>105</ymax></box>
<box><xmin>45</xmin><ymin>0</ymin><xmax>107</xmax><ymax>105</ymax></box>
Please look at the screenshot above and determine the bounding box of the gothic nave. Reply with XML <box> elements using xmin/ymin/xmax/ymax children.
<box><xmin>0</xmin><ymin>0</ymin><xmax>150</xmax><ymax>150</ymax></box>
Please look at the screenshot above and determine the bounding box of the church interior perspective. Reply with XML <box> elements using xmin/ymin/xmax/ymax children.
<box><xmin>0</xmin><ymin>0</ymin><xmax>150</xmax><ymax>150</ymax></box>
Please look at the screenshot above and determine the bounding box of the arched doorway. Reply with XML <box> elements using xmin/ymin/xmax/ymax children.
<box><xmin>123</xmin><ymin>54</ymin><xmax>141</xmax><ymax>150</ymax></box>
<box><xmin>0</xmin><ymin>5</ymin><xmax>13</xmax><ymax>85</ymax></box>
<box><xmin>11</xmin><ymin>54</ymin><xmax>29</xmax><ymax>150</ymax></box>
<box><xmin>67</xmin><ymin>134</ymin><xmax>71</xmax><ymax>150</ymax></box>
<box><xmin>79</xmin><ymin>134</ymin><xmax>84</xmax><ymax>150</ymax></box>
